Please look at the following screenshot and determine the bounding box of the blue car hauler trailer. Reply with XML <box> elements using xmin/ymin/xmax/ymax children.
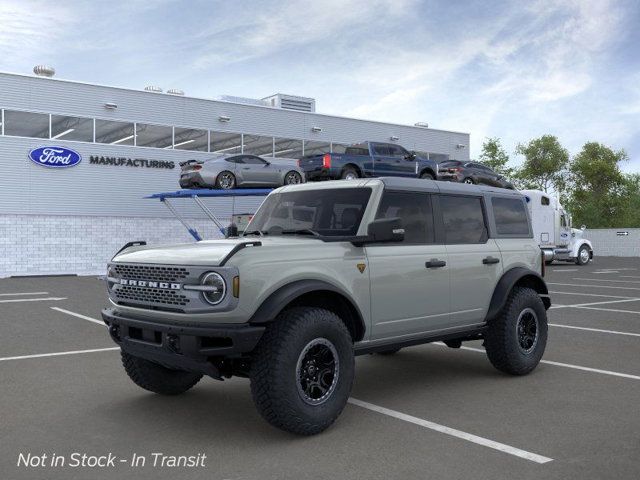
<box><xmin>146</xmin><ymin>188</ymin><xmax>273</xmax><ymax>241</ymax></box>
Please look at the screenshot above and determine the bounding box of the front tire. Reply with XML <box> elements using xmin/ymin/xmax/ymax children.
<box><xmin>250</xmin><ymin>307</ymin><xmax>354</xmax><ymax>435</ymax></box>
<box><xmin>484</xmin><ymin>287</ymin><xmax>547</xmax><ymax>375</ymax></box>
<box><xmin>215</xmin><ymin>171</ymin><xmax>236</xmax><ymax>189</ymax></box>
<box><xmin>463</xmin><ymin>177</ymin><xmax>475</xmax><ymax>184</ymax></box>
<box><xmin>576</xmin><ymin>245</ymin><xmax>591</xmax><ymax>265</ymax></box>
<box><xmin>121</xmin><ymin>351</ymin><xmax>202</xmax><ymax>395</ymax></box>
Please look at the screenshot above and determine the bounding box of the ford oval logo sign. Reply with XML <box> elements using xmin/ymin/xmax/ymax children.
<box><xmin>28</xmin><ymin>146</ymin><xmax>82</xmax><ymax>168</ymax></box>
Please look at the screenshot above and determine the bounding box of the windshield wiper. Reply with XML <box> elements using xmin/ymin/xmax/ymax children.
<box><xmin>281</xmin><ymin>229</ymin><xmax>320</xmax><ymax>237</ymax></box>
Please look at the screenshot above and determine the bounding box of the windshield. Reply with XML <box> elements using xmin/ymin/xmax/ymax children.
<box><xmin>244</xmin><ymin>188</ymin><xmax>372</xmax><ymax>237</ymax></box>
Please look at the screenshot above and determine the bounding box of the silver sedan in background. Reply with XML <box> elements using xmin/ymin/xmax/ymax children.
<box><xmin>179</xmin><ymin>154</ymin><xmax>305</xmax><ymax>189</ymax></box>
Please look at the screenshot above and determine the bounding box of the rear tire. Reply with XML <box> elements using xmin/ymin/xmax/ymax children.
<box><xmin>484</xmin><ymin>287</ymin><xmax>547</xmax><ymax>375</ymax></box>
<box><xmin>121</xmin><ymin>351</ymin><xmax>202</xmax><ymax>395</ymax></box>
<box><xmin>575</xmin><ymin>245</ymin><xmax>591</xmax><ymax>265</ymax></box>
<box><xmin>284</xmin><ymin>171</ymin><xmax>303</xmax><ymax>185</ymax></box>
<box><xmin>215</xmin><ymin>171</ymin><xmax>236</xmax><ymax>189</ymax></box>
<box><xmin>463</xmin><ymin>177</ymin><xmax>475</xmax><ymax>184</ymax></box>
<box><xmin>250</xmin><ymin>307</ymin><xmax>354</xmax><ymax>435</ymax></box>
<box><xmin>420</xmin><ymin>171</ymin><xmax>435</xmax><ymax>180</ymax></box>
<box><xmin>341</xmin><ymin>167</ymin><xmax>359</xmax><ymax>180</ymax></box>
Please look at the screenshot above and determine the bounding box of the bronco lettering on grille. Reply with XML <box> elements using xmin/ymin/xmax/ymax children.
<box><xmin>119</xmin><ymin>279</ymin><xmax>181</xmax><ymax>290</ymax></box>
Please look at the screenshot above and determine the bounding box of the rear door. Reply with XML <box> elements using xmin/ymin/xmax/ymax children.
<box><xmin>366</xmin><ymin>190</ymin><xmax>451</xmax><ymax>340</ymax></box>
<box><xmin>439</xmin><ymin>194</ymin><xmax>502</xmax><ymax>327</ymax></box>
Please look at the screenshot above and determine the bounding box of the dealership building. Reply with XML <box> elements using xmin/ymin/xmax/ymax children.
<box><xmin>0</xmin><ymin>68</ymin><xmax>470</xmax><ymax>277</ymax></box>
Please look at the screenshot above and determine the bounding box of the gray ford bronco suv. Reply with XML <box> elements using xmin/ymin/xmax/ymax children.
<box><xmin>102</xmin><ymin>177</ymin><xmax>551</xmax><ymax>435</ymax></box>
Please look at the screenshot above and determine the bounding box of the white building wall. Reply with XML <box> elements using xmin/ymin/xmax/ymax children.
<box><xmin>0</xmin><ymin>214</ymin><xmax>226</xmax><ymax>277</ymax></box>
<box><xmin>583</xmin><ymin>229</ymin><xmax>640</xmax><ymax>257</ymax></box>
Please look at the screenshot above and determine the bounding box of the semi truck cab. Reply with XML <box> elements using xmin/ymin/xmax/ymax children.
<box><xmin>522</xmin><ymin>190</ymin><xmax>593</xmax><ymax>265</ymax></box>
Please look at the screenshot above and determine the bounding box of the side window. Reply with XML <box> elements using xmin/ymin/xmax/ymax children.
<box><xmin>541</xmin><ymin>196</ymin><xmax>550</xmax><ymax>206</ymax></box>
<box><xmin>440</xmin><ymin>195</ymin><xmax>487</xmax><ymax>244</ymax></box>
<box><xmin>373</xmin><ymin>144</ymin><xmax>390</xmax><ymax>156</ymax></box>
<box><xmin>387</xmin><ymin>145</ymin><xmax>406</xmax><ymax>158</ymax></box>
<box><xmin>225</xmin><ymin>156</ymin><xmax>244</xmax><ymax>164</ymax></box>
<box><xmin>375</xmin><ymin>191</ymin><xmax>434</xmax><ymax>244</ymax></box>
<box><xmin>492</xmin><ymin>197</ymin><xmax>530</xmax><ymax>236</ymax></box>
<box><xmin>242</xmin><ymin>155</ymin><xmax>267</xmax><ymax>165</ymax></box>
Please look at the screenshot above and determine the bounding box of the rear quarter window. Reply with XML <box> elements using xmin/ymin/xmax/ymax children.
<box><xmin>491</xmin><ymin>197</ymin><xmax>531</xmax><ymax>236</ymax></box>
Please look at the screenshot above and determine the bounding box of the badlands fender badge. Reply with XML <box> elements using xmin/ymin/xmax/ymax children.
<box><xmin>357</xmin><ymin>263</ymin><xmax>366</xmax><ymax>274</ymax></box>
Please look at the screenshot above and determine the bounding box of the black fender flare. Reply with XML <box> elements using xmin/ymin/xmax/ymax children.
<box><xmin>248</xmin><ymin>280</ymin><xmax>366</xmax><ymax>340</ymax></box>
<box><xmin>419</xmin><ymin>167</ymin><xmax>436</xmax><ymax>178</ymax></box>
<box><xmin>485</xmin><ymin>267</ymin><xmax>550</xmax><ymax>322</ymax></box>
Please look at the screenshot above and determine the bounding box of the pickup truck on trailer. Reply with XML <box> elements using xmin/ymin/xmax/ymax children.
<box><xmin>298</xmin><ymin>141</ymin><xmax>438</xmax><ymax>182</ymax></box>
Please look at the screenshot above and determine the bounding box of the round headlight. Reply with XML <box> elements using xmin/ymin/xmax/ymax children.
<box><xmin>201</xmin><ymin>272</ymin><xmax>226</xmax><ymax>305</ymax></box>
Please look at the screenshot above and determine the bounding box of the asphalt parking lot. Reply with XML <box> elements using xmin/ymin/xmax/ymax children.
<box><xmin>1</xmin><ymin>257</ymin><xmax>640</xmax><ymax>480</ymax></box>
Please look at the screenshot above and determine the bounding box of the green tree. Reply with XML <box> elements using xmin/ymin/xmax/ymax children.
<box><xmin>479</xmin><ymin>137</ymin><xmax>514</xmax><ymax>177</ymax></box>
<box><xmin>567</xmin><ymin>142</ymin><xmax>630</xmax><ymax>228</ymax></box>
<box><xmin>514</xmin><ymin>135</ymin><xmax>569</xmax><ymax>193</ymax></box>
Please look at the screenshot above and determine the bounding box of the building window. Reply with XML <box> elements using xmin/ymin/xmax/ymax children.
<box><xmin>135</xmin><ymin>123</ymin><xmax>173</xmax><ymax>149</ymax></box>
<box><xmin>210</xmin><ymin>131</ymin><xmax>242</xmax><ymax>154</ymax></box>
<box><xmin>50</xmin><ymin>115</ymin><xmax>94</xmax><ymax>142</ymax></box>
<box><xmin>274</xmin><ymin>137</ymin><xmax>303</xmax><ymax>158</ymax></box>
<box><xmin>95</xmin><ymin>119</ymin><xmax>135</xmax><ymax>145</ymax></box>
<box><xmin>303</xmin><ymin>140</ymin><xmax>330</xmax><ymax>156</ymax></box>
<box><xmin>4</xmin><ymin>110</ymin><xmax>49</xmax><ymax>138</ymax></box>
<box><xmin>243</xmin><ymin>135</ymin><xmax>274</xmax><ymax>156</ymax></box>
<box><xmin>173</xmin><ymin>127</ymin><xmax>208</xmax><ymax>151</ymax></box>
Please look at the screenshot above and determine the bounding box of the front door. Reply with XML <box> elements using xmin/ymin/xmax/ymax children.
<box><xmin>366</xmin><ymin>190</ymin><xmax>451</xmax><ymax>340</ymax></box>
<box><xmin>438</xmin><ymin>194</ymin><xmax>503</xmax><ymax>326</ymax></box>
<box><xmin>241</xmin><ymin>155</ymin><xmax>280</xmax><ymax>185</ymax></box>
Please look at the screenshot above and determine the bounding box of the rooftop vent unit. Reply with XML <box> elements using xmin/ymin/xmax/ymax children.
<box><xmin>167</xmin><ymin>89</ymin><xmax>185</xmax><ymax>96</ymax></box>
<box><xmin>33</xmin><ymin>65</ymin><xmax>55</xmax><ymax>77</ymax></box>
<box><xmin>217</xmin><ymin>95</ymin><xmax>270</xmax><ymax>107</ymax></box>
<box><xmin>262</xmin><ymin>93</ymin><xmax>316</xmax><ymax>113</ymax></box>
<box><xmin>144</xmin><ymin>85</ymin><xmax>163</xmax><ymax>93</ymax></box>
<box><xmin>414</xmin><ymin>122</ymin><xmax>429</xmax><ymax>128</ymax></box>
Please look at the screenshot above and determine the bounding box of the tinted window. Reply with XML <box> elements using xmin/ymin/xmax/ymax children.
<box><xmin>246</xmin><ymin>188</ymin><xmax>372</xmax><ymax>237</ymax></box>
<box><xmin>440</xmin><ymin>195</ymin><xmax>487</xmax><ymax>244</ymax></box>
<box><xmin>541</xmin><ymin>196</ymin><xmax>550</xmax><ymax>206</ymax></box>
<box><xmin>345</xmin><ymin>147</ymin><xmax>370</xmax><ymax>156</ymax></box>
<box><xmin>376</xmin><ymin>191</ymin><xmax>434</xmax><ymax>244</ymax></box>
<box><xmin>492</xmin><ymin>197</ymin><xmax>530</xmax><ymax>236</ymax></box>
<box><xmin>373</xmin><ymin>144</ymin><xmax>391</xmax><ymax>156</ymax></box>
<box><xmin>225</xmin><ymin>156</ymin><xmax>244</xmax><ymax>164</ymax></box>
<box><xmin>387</xmin><ymin>145</ymin><xmax>407</xmax><ymax>158</ymax></box>
<box><xmin>242</xmin><ymin>155</ymin><xmax>267</xmax><ymax>165</ymax></box>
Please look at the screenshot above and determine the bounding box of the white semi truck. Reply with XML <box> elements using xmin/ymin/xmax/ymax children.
<box><xmin>521</xmin><ymin>190</ymin><xmax>593</xmax><ymax>265</ymax></box>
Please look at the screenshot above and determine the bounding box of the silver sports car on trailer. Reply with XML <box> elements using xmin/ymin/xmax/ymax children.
<box><xmin>179</xmin><ymin>154</ymin><xmax>305</xmax><ymax>189</ymax></box>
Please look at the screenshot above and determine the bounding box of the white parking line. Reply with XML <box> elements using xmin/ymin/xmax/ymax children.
<box><xmin>444</xmin><ymin>345</ymin><xmax>640</xmax><ymax>381</ymax></box>
<box><xmin>0</xmin><ymin>297</ymin><xmax>67</xmax><ymax>304</ymax></box>
<box><xmin>572</xmin><ymin>306</ymin><xmax>640</xmax><ymax>315</ymax></box>
<box><xmin>572</xmin><ymin>278</ymin><xmax>640</xmax><ymax>284</ymax></box>
<box><xmin>348</xmin><ymin>398</ymin><xmax>552</xmax><ymax>464</ymax></box>
<box><xmin>550</xmin><ymin>298</ymin><xmax>640</xmax><ymax>310</ymax></box>
<box><xmin>549</xmin><ymin>324</ymin><xmax>640</xmax><ymax>337</ymax></box>
<box><xmin>549</xmin><ymin>291</ymin><xmax>637</xmax><ymax>299</ymax></box>
<box><xmin>51</xmin><ymin>307</ymin><xmax>105</xmax><ymax>326</ymax></box>
<box><xmin>549</xmin><ymin>269</ymin><xmax>578</xmax><ymax>272</ymax></box>
<box><xmin>547</xmin><ymin>283</ymin><xmax>640</xmax><ymax>291</ymax></box>
<box><xmin>621</xmin><ymin>275</ymin><xmax>640</xmax><ymax>279</ymax></box>
<box><xmin>0</xmin><ymin>292</ymin><xmax>49</xmax><ymax>296</ymax></box>
<box><xmin>0</xmin><ymin>347</ymin><xmax>119</xmax><ymax>362</ymax></box>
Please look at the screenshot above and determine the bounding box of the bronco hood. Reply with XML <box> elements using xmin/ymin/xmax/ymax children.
<box><xmin>112</xmin><ymin>236</ymin><xmax>321</xmax><ymax>266</ymax></box>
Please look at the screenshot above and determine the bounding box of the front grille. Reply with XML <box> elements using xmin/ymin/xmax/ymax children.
<box><xmin>115</xmin><ymin>285</ymin><xmax>190</xmax><ymax>307</ymax></box>
<box><xmin>114</xmin><ymin>264</ymin><xmax>189</xmax><ymax>282</ymax></box>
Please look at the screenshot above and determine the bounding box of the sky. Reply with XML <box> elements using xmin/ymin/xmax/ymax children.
<box><xmin>1</xmin><ymin>0</ymin><xmax>639</xmax><ymax>171</ymax></box>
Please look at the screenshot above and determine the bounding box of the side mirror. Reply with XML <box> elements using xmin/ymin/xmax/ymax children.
<box><xmin>366</xmin><ymin>217</ymin><xmax>404</xmax><ymax>243</ymax></box>
<box><xmin>404</xmin><ymin>152</ymin><xmax>416</xmax><ymax>160</ymax></box>
<box><xmin>581</xmin><ymin>225</ymin><xmax>586</xmax><ymax>231</ymax></box>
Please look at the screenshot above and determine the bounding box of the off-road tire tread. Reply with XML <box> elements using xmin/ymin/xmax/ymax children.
<box><xmin>121</xmin><ymin>351</ymin><xmax>202</xmax><ymax>395</ymax></box>
<box><xmin>341</xmin><ymin>167</ymin><xmax>359</xmax><ymax>179</ymax></box>
<box><xmin>484</xmin><ymin>287</ymin><xmax>547</xmax><ymax>376</ymax></box>
<box><xmin>250</xmin><ymin>307</ymin><xmax>354</xmax><ymax>435</ymax></box>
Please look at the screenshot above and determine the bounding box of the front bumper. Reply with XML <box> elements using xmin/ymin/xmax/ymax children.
<box><xmin>102</xmin><ymin>308</ymin><xmax>265</xmax><ymax>377</ymax></box>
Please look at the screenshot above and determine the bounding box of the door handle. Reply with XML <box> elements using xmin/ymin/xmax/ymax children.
<box><xmin>426</xmin><ymin>259</ymin><xmax>446</xmax><ymax>268</ymax></box>
<box><xmin>482</xmin><ymin>256</ymin><xmax>500</xmax><ymax>265</ymax></box>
